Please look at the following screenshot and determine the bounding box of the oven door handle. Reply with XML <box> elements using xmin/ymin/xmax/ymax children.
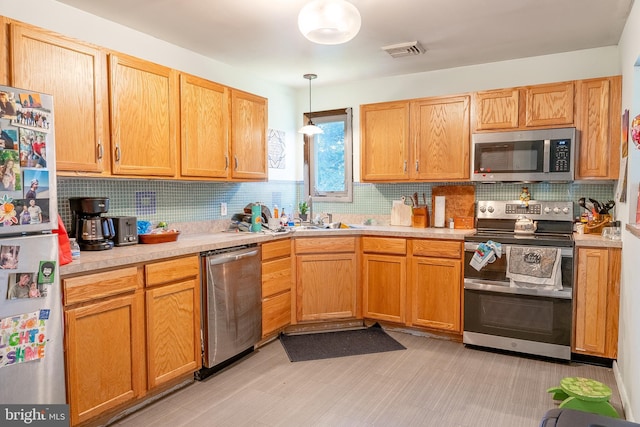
<box><xmin>464</xmin><ymin>242</ymin><xmax>573</xmax><ymax>257</ymax></box>
<box><xmin>464</xmin><ymin>278</ymin><xmax>572</xmax><ymax>299</ymax></box>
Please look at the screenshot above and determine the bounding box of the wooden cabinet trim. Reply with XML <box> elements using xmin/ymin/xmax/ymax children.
<box><xmin>411</xmin><ymin>239</ymin><xmax>462</xmax><ymax>258</ymax></box>
<box><xmin>362</xmin><ymin>237</ymin><xmax>407</xmax><ymax>255</ymax></box>
<box><xmin>145</xmin><ymin>255</ymin><xmax>200</xmax><ymax>287</ymax></box>
<box><xmin>295</xmin><ymin>237</ymin><xmax>356</xmax><ymax>254</ymax></box>
<box><xmin>64</xmin><ymin>266</ymin><xmax>141</xmax><ymax>306</ymax></box>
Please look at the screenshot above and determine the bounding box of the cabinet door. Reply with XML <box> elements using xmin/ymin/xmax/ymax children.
<box><xmin>410</xmin><ymin>257</ymin><xmax>462</xmax><ymax>332</ymax></box>
<box><xmin>230</xmin><ymin>89</ymin><xmax>267</xmax><ymax>180</ymax></box>
<box><xmin>180</xmin><ymin>73</ymin><xmax>229</xmax><ymax>178</ymax></box>
<box><xmin>360</xmin><ymin>101</ymin><xmax>410</xmax><ymax>181</ymax></box>
<box><xmin>146</xmin><ymin>278</ymin><xmax>201</xmax><ymax>388</ymax></box>
<box><xmin>296</xmin><ymin>253</ymin><xmax>357</xmax><ymax>321</ymax></box>
<box><xmin>575</xmin><ymin>77</ymin><xmax>621</xmax><ymax>179</ymax></box>
<box><xmin>474</xmin><ymin>89</ymin><xmax>519</xmax><ymax>130</ymax></box>
<box><xmin>411</xmin><ymin>95</ymin><xmax>470</xmax><ymax>180</ymax></box>
<box><xmin>109</xmin><ymin>53</ymin><xmax>178</xmax><ymax>177</ymax></box>
<box><xmin>263</xmin><ymin>291</ymin><xmax>292</xmax><ymax>337</ymax></box>
<box><xmin>574</xmin><ymin>247</ymin><xmax>621</xmax><ymax>358</ymax></box>
<box><xmin>65</xmin><ymin>292</ymin><xmax>145</xmax><ymax>426</ymax></box>
<box><xmin>363</xmin><ymin>253</ymin><xmax>406</xmax><ymax>323</ymax></box>
<box><xmin>523</xmin><ymin>82</ymin><xmax>574</xmax><ymax>127</ymax></box>
<box><xmin>10</xmin><ymin>23</ymin><xmax>110</xmax><ymax>174</ymax></box>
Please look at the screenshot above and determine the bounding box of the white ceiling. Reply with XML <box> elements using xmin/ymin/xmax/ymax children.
<box><xmin>54</xmin><ymin>0</ymin><xmax>634</xmax><ymax>89</ymax></box>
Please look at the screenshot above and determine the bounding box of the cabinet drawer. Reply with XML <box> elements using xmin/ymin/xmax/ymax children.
<box><xmin>262</xmin><ymin>257</ymin><xmax>292</xmax><ymax>297</ymax></box>
<box><xmin>362</xmin><ymin>237</ymin><xmax>406</xmax><ymax>255</ymax></box>
<box><xmin>64</xmin><ymin>267</ymin><xmax>141</xmax><ymax>306</ymax></box>
<box><xmin>145</xmin><ymin>255</ymin><xmax>200</xmax><ymax>287</ymax></box>
<box><xmin>295</xmin><ymin>237</ymin><xmax>356</xmax><ymax>254</ymax></box>
<box><xmin>262</xmin><ymin>239</ymin><xmax>291</xmax><ymax>261</ymax></box>
<box><xmin>262</xmin><ymin>291</ymin><xmax>291</xmax><ymax>337</ymax></box>
<box><xmin>412</xmin><ymin>240</ymin><xmax>462</xmax><ymax>259</ymax></box>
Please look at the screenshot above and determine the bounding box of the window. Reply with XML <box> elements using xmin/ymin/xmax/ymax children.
<box><xmin>304</xmin><ymin>108</ymin><xmax>353</xmax><ymax>203</ymax></box>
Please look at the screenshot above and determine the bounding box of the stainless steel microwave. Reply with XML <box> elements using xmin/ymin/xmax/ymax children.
<box><xmin>471</xmin><ymin>127</ymin><xmax>576</xmax><ymax>182</ymax></box>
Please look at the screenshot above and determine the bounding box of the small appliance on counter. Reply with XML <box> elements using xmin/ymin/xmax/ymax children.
<box><xmin>109</xmin><ymin>216</ymin><xmax>138</xmax><ymax>246</ymax></box>
<box><xmin>228</xmin><ymin>203</ymin><xmax>272</xmax><ymax>232</ymax></box>
<box><xmin>69</xmin><ymin>197</ymin><xmax>115</xmax><ymax>250</ymax></box>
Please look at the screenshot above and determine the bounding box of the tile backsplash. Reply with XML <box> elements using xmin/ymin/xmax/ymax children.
<box><xmin>57</xmin><ymin>178</ymin><xmax>615</xmax><ymax>230</ymax></box>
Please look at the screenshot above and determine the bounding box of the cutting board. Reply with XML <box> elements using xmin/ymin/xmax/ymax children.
<box><xmin>390</xmin><ymin>197</ymin><xmax>412</xmax><ymax>226</ymax></box>
<box><xmin>431</xmin><ymin>185</ymin><xmax>475</xmax><ymax>227</ymax></box>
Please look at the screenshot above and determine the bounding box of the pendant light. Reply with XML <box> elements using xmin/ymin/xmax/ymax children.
<box><xmin>299</xmin><ymin>73</ymin><xmax>324</xmax><ymax>136</ymax></box>
<box><xmin>298</xmin><ymin>0</ymin><xmax>361</xmax><ymax>45</ymax></box>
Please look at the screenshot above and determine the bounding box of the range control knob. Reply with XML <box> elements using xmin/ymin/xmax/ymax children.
<box><xmin>562</xmin><ymin>207</ymin><xmax>570</xmax><ymax>214</ymax></box>
<box><xmin>553</xmin><ymin>207</ymin><xmax>560</xmax><ymax>214</ymax></box>
<box><xmin>544</xmin><ymin>207</ymin><xmax>551</xmax><ymax>214</ymax></box>
<box><xmin>487</xmin><ymin>206</ymin><xmax>494</xmax><ymax>213</ymax></box>
<box><xmin>479</xmin><ymin>206</ymin><xmax>486</xmax><ymax>213</ymax></box>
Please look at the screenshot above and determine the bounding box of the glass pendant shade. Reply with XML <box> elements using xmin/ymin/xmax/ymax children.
<box><xmin>299</xmin><ymin>123</ymin><xmax>324</xmax><ymax>135</ymax></box>
<box><xmin>298</xmin><ymin>0</ymin><xmax>362</xmax><ymax>45</ymax></box>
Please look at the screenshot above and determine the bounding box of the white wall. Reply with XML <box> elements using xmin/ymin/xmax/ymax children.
<box><xmin>0</xmin><ymin>0</ymin><xmax>299</xmax><ymax>181</ymax></box>
<box><xmin>615</xmin><ymin>0</ymin><xmax>640</xmax><ymax>421</ymax></box>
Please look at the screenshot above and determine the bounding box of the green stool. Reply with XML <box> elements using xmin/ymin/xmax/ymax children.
<box><xmin>547</xmin><ymin>377</ymin><xmax>619</xmax><ymax>418</ymax></box>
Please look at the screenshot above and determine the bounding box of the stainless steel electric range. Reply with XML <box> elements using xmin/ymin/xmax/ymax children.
<box><xmin>463</xmin><ymin>200</ymin><xmax>575</xmax><ymax>360</ymax></box>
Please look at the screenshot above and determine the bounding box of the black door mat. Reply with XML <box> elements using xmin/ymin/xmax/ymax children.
<box><xmin>279</xmin><ymin>323</ymin><xmax>406</xmax><ymax>362</ymax></box>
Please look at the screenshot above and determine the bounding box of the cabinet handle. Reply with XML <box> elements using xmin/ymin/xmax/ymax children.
<box><xmin>415</xmin><ymin>160</ymin><xmax>419</xmax><ymax>172</ymax></box>
<box><xmin>404</xmin><ymin>160</ymin><xmax>407</xmax><ymax>172</ymax></box>
<box><xmin>115</xmin><ymin>144</ymin><xmax>121</xmax><ymax>162</ymax></box>
<box><xmin>97</xmin><ymin>140</ymin><xmax>103</xmax><ymax>160</ymax></box>
<box><xmin>225</xmin><ymin>156</ymin><xmax>229</xmax><ymax>170</ymax></box>
<box><xmin>234</xmin><ymin>156</ymin><xmax>238</xmax><ymax>170</ymax></box>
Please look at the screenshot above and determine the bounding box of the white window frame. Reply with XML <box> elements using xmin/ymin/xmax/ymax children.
<box><xmin>303</xmin><ymin>108</ymin><xmax>353</xmax><ymax>203</ymax></box>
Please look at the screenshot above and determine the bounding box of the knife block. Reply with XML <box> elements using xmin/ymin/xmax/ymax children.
<box><xmin>412</xmin><ymin>206</ymin><xmax>429</xmax><ymax>228</ymax></box>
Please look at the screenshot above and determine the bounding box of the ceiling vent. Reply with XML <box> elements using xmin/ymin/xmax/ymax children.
<box><xmin>381</xmin><ymin>41</ymin><xmax>426</xmax><ymax>58</ymax></box>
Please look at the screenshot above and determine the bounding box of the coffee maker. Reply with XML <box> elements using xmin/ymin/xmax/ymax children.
<box><xmin>69</xmin><ymin>197</ymin><xmax>115</xmax><ymax>251</ymax></box>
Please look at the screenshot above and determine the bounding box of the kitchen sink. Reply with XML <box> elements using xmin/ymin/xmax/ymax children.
<box><xmin>294</xmin><ymin>222</ymin><xmax>358</xmax><ymax>231</ymax></box>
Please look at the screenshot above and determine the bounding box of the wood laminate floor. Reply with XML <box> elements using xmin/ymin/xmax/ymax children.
<box><xmin>114</xmin><ymin>330</ymin><xmax>622</xmax><ymax>427</ymax></box>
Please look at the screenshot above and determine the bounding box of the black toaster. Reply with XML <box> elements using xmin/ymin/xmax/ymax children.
<box><xmin>109</xmin><ymin>216</ymin><xmax>138</xmax><ymax>246</ymax></box>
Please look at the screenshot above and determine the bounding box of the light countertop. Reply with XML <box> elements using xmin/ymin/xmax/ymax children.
<box><xmin>60</xmin><ymin>224</ymin><xmax>622</xmax><ymax>276</ymax></box>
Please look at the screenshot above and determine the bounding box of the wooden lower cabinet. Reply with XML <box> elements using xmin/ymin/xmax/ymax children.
<box><xmin>261</xmin><ymin>239</ymin><xmax>292</xmax><ymax>337</ymax></box>
<box><xmin>63</xmin><ymin>256</ymin><xmax>201</xmax><ymax>426</ymax></box>
<box><xmin>362</xmin><ymin>237</ymin><xmax>407</xmax><ymax>323</ymax></box>
<box><xmin>409</xmin><ymin>240</ymin><xmax>463</xmax><ymax>332</ymax></box>
<box><xmin>574</xmin><ymin>246</ymin><xmax>621</xmax><ymax>358</ymax></box>
<box><xmin>63</xmin><ymin>268</ymin><xmax>144</xmax><ymax>426</ymax></box>
<box><xmin>145</xmin><ymin>256</ymin><xmax>201</xmax><ymax>389</ymax></box>
<box><xmin>295</xmin><ymin>237</ymin><xmax>359</xmax><ymax>322</ymax></box>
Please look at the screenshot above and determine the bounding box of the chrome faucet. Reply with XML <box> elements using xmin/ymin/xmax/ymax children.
<box><xmin>308</xmin><ymin>195</ymin><xmax>314</xmax><ymax>224</ymax></box>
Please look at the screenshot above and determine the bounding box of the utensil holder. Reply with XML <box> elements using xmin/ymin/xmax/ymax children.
<box><xmin>412</xmin><ymin>206</ymin><xmax>429</xmax><ymax>228</ymax></box>
<box><xmin>585</xmin><ymin>214</ymin><xmax>612</xmax><ymax>234</ymax></box>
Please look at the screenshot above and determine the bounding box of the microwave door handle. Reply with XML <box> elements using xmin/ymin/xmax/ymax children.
<box><xmin>543</xmin><ymin>139</ymin><xmax>551</xmax><ymax>173</ymax></box>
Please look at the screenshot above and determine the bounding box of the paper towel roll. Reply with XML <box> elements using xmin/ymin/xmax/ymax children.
<box><xmin>434</xmin><ymin>196</ymin><xmax>445</xmax><ymax>227</ymax></box>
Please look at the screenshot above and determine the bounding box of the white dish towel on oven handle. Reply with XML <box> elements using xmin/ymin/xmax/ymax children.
<box><xmin>505</xmin><ymin>246</ymin><xmax>562</xmax><ymax>291</ymax></box>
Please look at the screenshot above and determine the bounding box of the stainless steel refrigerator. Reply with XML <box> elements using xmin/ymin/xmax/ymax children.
<box><xmin>0</xmin><ymin>85</ymin><xmax>65</xmax><ymax>404</ymax></box>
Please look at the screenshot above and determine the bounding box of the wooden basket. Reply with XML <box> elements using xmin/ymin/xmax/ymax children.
<box><xmin>138</xmin><ymin>231</ymin><xmax>180</xmax><ymax>244</ymax></box>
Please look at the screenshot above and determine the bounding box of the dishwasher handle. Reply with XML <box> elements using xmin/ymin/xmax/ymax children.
<box><xmin>206</xmin><ymin>247</ymin><xmax>259</xmax><ymax>266</ymax></box>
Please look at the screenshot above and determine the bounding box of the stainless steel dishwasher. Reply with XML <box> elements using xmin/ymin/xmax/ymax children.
<box><xmin>197</xmin><ymin>244</ymin><xmax>261</xmax><ymax>379</ymax></box>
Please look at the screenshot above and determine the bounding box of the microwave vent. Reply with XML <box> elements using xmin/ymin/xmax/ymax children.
<box><xmin>381</xmin><ymin>41</ymin><xmax>426</xmax><ymax>58</ymax></box>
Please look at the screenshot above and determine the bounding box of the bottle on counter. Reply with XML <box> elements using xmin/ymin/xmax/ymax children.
<box><xmin>280</xmin><ymin>209</ymin><xmax>288</xmax><ymax>226</ymax></box>
<box><xmin>69</xmin><ymin>238</ymin><xmax>81</xmax><ymax>259</ymax></box>
<box><xmin>273</xmin><ymin>204</ymin><xmax>279</xmax><ymax>219</ymax></box>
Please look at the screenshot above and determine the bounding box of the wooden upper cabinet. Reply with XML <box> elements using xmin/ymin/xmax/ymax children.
<box><xmin>523</xmin><ymin>81</ymin><xmax>574</xmax><ymax>127</ymax></box>
<box><xmin>410</xmin><ymin>95</ymin><xmax>470</xmax><ymax>181</ymax></box>
<box><xmin>230</xmin><ymin>89</ymin><xmax>267</xmax><ymax>180</ymax></box>
<box><xmin>180</xmin><ymin>73</ymin><xmax>229</xmax><ymax>178</ymax></box>
<box><xmin>360</xmin><ymin>101</ymin><xmax>410</xmax><ymax>181</ymax></box>
<box><xmin>474</xmin><ymin>89</ymin><xmax>519</xmax><ymax>130</ymax></box>
<box><xmin>109</xmin><ymin>53</ymin><xmax>178</xmax><ymax>177</ymax></box>
<box><xmin>575</xmin><ymin>76</ymin><xmax>621</xmax><ymax>180</ymax></box>
<box><xmin>473</xmin><ymin>81</ymin><xmax>574</xmax><ymax>131</ymax></box>
<box><xmin>9</xmin><ymin>23</ymin><xmax>110</xmax><ymax>174</ymax></box>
